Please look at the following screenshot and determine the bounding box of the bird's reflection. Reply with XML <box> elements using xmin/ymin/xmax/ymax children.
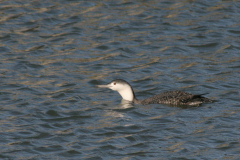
<box><xmin>120</xmin><ymin>99</ymin><xmax>134</xmax><ymax>109</ymax></box>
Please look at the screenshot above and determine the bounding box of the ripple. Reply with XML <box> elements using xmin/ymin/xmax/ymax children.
<box><xmin>0</xmin><ymin>0</ymin><xmax>239</xmax><ymax>159</ymax></box>
<box><xmin>188</xmin><ymin>42</ymin><xmax>219</xmax><ymax>48</ymax></box>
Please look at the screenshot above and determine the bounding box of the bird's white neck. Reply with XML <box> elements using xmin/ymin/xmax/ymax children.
<box><xmin>117</xmin><ymin>86</ymin><xmax>134</xmax><ymax>102</ymax></box>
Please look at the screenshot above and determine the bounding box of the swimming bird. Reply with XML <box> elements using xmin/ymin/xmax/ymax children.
<box><xmin>96</xmin><ymin>79</ymin><xmax>212</xmax><ymax>106</ymax></box>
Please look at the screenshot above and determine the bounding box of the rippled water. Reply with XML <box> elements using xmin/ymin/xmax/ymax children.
<box><xmin>0</xmin><ymin>0</ymin><xmax>240</xmax><ymax>159</ymax></box>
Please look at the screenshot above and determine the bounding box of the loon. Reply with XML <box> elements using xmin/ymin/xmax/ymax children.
<box><xmin>96</xmin><ymin>79</ymin><xmax>212</xmax><ymax>106</ymax></box>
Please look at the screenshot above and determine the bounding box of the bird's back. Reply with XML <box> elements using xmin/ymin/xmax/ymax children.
<box><xmin>139</xmin><ymin>90</ymin><xmax>211</xmax><ymax>106</ymax></box>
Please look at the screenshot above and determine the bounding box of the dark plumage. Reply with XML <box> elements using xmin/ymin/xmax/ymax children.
<box><xmin>133</xmin><ymin>90</ymin><xmax>211</xmax><ymax>105</ymax></box>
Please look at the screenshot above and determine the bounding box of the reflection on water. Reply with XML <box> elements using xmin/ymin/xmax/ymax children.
<box><xmin>120</xmin><ymin>99</ymin><xmax>134</xmax><ymax>109</ymax></box>
<box><xmin>0</xmin><ymin>0</ymin><xmax>240</xmax><ymax>159</ymax></box>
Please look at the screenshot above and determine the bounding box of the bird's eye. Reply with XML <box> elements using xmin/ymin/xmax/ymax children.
<box><xmin>114</xmin><ymin>83</ymin><xmax>116</xmax><ymax>85</ymax></box>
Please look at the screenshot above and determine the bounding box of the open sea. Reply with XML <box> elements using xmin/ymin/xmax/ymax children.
<box><xmin>0</xmin><ymin>0</ymin><xmax>240</xmax><ymax>159</ymax></box>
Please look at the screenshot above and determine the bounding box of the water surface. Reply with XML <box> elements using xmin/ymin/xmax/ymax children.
<box><xmin>0</xmin><ymin>0</ymin><xmax>240</xmax><ymax>159</ymax></box>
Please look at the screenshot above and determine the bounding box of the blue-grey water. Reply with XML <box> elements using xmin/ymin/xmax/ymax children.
<box><xmin>0</xmin><ymin>0</ymin><xmax>240</xmax><ymax>159</ymax></box>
